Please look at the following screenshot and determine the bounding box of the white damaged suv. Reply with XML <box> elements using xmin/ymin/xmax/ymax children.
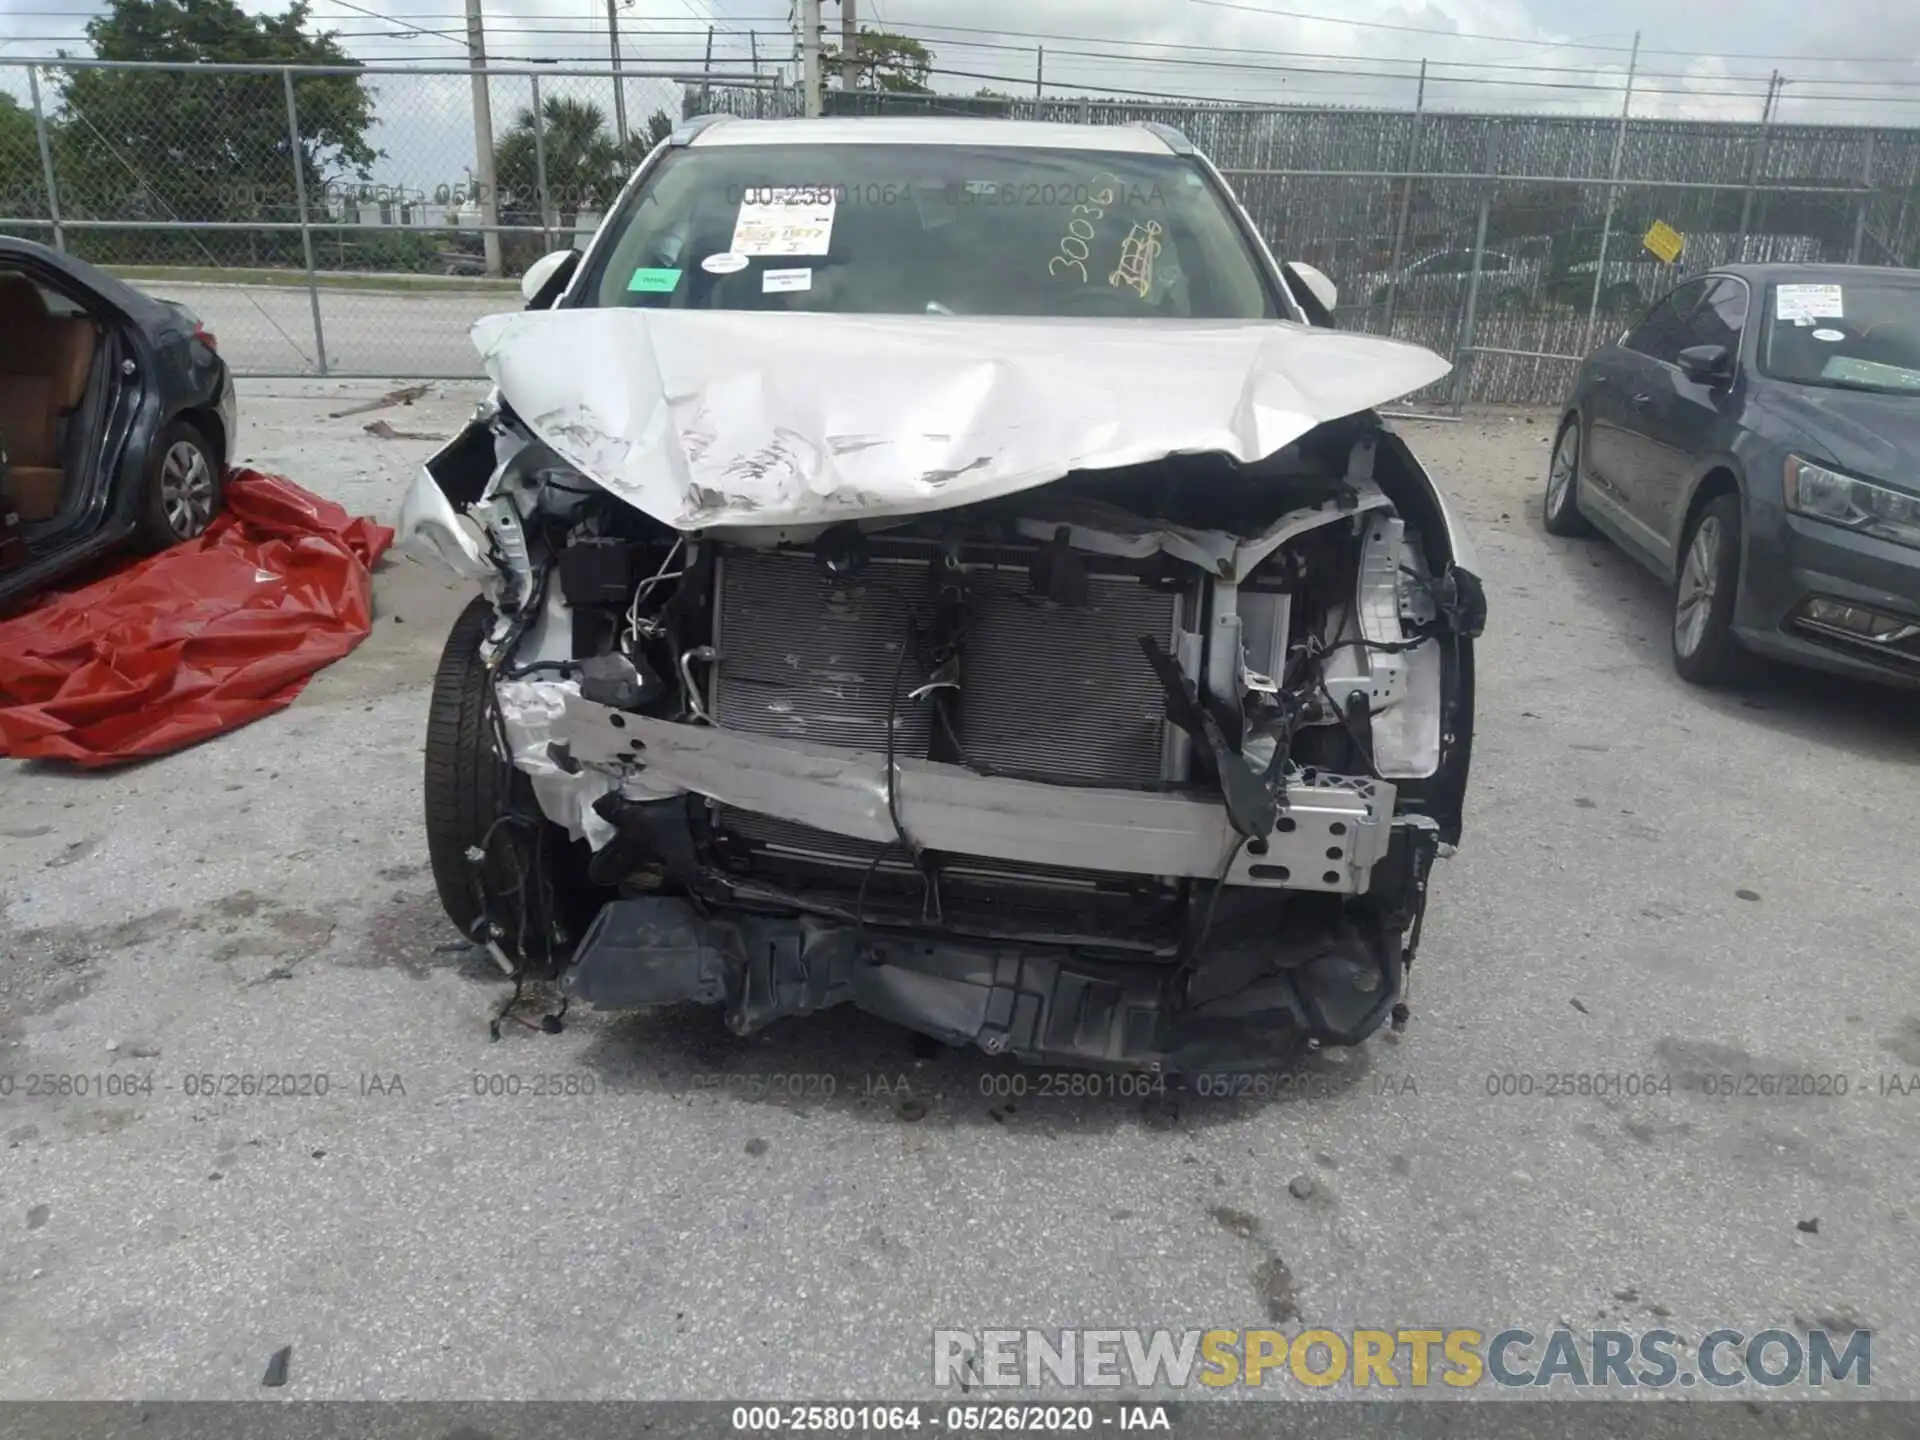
<box><xmin>398</xmin><ymin>115</ymin><xmax>1483</xmax><ymax>1071</ymax></box>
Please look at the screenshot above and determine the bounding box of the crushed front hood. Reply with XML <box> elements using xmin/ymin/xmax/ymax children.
<box><xmin>472</xmin><ymin>309</ymin><xmax>1451</xmax><ymax>530</ymax></box>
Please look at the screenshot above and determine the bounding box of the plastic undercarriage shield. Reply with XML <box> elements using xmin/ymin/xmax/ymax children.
<box><xmin>563</xmin><ymin>892</ymin><xmax>1405</xmax><ymax>1071</ymax></box>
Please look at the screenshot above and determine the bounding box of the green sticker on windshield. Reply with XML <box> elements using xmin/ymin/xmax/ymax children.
<box><xmin>626</xmin><ymin>267</ymin><xmax>682</xmax><ymax>293</ymax></box>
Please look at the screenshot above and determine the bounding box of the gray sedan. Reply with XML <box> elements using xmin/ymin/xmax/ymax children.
<box><xmin>1545</xmin><ymin>262</ymin><xmax>1920</xmax><ymax>687</ymax></box>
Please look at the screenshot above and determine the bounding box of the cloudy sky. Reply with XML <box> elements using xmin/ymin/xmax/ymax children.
<box><xmin>5</xmin><ymin>1</ymin><xmax>1920</xmax><ymax>191</ymax></box>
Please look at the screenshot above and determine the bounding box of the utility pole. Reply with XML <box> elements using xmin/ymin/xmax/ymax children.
<box><xmin>702</xmin><ymin>25</ymin><xmax>714</xmax><ymax>114</ymax></box>
<box><xmin>464</xmin><ymin>0</ymin><xmax>502</xmax><ymax>278</ymax></box>
<box><xmin>802</xmin><ymin>0</ymin><xmax>824</xmax><ymax>116</ymax></box>
<box><xmin>1382</xmin><ymin>56</ymin><xmax>1426</xmax><ymax>335</ymax></box>
<box><xmin>1737</xmin><ymin>70</ymin><xmax>1780</xmax><ymax>260</ymax></box>
<box><xmin>1580</xmin><ymin>30</ymin><xmax>1639</xmax><ymax>357</ymax></box>
<box><xmin>607</xmin><ymin>0</ymin><xmax>630</xmax><ymax>151</ymax></box>
<box><xmin>840</xmin><ymin>0</ymin><xmax>858</xmax><ymax>94</ymax></box>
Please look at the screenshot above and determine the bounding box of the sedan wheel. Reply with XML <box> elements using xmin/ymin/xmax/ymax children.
<box><xmin>1670</xmin><ymin>493</ymin><xmax>1751</xmax><ymax>687</ymax></box>
<box><xmin>1673</xmin><ymin>520</ymin><xmax>1719</xmax><ymax>657</ymax></box>
<box><xmin>423</xmin><ymin>596</ymin><xmax>592</xmax><ymax>978</ymax></box>
<box><xmin>137</xmin><ymin>419</ymin><xmax>224</xmax><ymax>551</ymax></box>
<box><xmin>161</xmin><ymin>441</ymin><xmax>217</xmax><ymax>537</ymax></box>
<box><xmin>1542</xmin><ymin>419</ymin><xmax>1593</xmax><ymax>537</ymax></box>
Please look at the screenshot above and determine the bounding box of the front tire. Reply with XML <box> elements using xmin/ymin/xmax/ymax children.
<box><xmin>1543</xmin><ymin>418</ymin><xmax>1594</xmax><ymax>537</ymax></box>
<box><xmin>423</xmin><ymin>595</ymin><xmax>588</xmax><ymax>977</ymax></box>
<box><xmin>1671</xmin><ymin>494</ymin><xmax>1750</xmax><ymax>687</ymax></box>
<box><xmin>138</xmin><ymin>420</ymin><xmax>222</xmax><ymax>550</ymax></box>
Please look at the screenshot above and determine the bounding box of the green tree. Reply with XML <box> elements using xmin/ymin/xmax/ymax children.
<box><xmin>494</xmin><ymin>95</ymin><xmax>622</xmax><ymax>224</ymax></box>
<box><xmin>0</xmin><ymin>94</ymin><xmax>47</xmax><ymax>224</ymax></box>
<box><xmin>617</xmin><ymin>108</ymin><xmax>679</xmax><ymax>174</ymax></box>
<box><xmin>53</xmin><ymin>0</ymin><xmax>376</xmax><ymax>263</ymax></box>
<box><xmin>824</xmin><ymin>29</ymin><xmax>935</xmax><ymax>93</ymax></box>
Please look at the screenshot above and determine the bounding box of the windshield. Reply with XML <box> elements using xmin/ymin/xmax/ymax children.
<box><xmin>1758</xmin><ymin>279</ymin><xmax>1920</xmax><ymax>394</ymax></box>
<box><xmin>572</xmin><ymin>143</ymin><xmax>1280</xmax><ymax>320</ymax></box>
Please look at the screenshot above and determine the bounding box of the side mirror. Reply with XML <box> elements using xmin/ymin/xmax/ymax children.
<box><xmin>1676</xmin><ymin>343</ymin><xmax>1733</xmax><ymax>385</ymax></box>
<box><xmin>520</xmin><ymin>249</ymin><xmax>580</xmax><ymax>309</ymax></box>
<box><xmin>1281</xmin><ymin>261</ymin><xmax>1338</xmax><ymax>324</ymax></box>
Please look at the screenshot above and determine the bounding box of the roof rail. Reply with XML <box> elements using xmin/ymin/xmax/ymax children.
<box><xmin>670</xmin><ymin>114</ymin><xmax>734</xmax><ymax>146</ymax></box>
<box><xmin>1131</xmin><ymin>121</ymin><xmax>1194</xmax><ymax>155</ymax></box>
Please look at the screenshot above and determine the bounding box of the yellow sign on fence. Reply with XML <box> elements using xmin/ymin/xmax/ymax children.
<box><xmin>1642</xmin><ymin>220</ymin><xmax>1685</xmax><ymax>264</ymax></box>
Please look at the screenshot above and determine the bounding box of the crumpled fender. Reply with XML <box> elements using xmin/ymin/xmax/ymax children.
<box><xmin>395</xmin><ymin>461</ymin><xmax>495</xmax><ymax>580</ymax></box>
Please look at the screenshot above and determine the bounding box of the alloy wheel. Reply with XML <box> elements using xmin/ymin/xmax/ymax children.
<box><xmin>1547</xmin><ymin>429</ymin><xmax>1576</xmax><ymax>517</ymax></box>
<box><xmin>160</xmin><ymin>441</ymin><xmax>216</xmax><ymax>538</ymax></box>
<box><xmin>1674</xmin><ymin>516</ymin><xmax>1720</xmax><ymax>658</ymax></box>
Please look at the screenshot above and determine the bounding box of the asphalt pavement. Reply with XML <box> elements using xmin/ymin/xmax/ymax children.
<box><xmin>135</xmin><ymin>282</ymin><xmax>509</xmax><ymax>378</ymax></box>
<box><xmin>1</xmin><ymin>385</ymin><xmax>1917</xmax><ymax>1401</ymax></box>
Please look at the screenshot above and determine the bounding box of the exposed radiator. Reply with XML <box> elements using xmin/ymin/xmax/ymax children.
<box><xmin>709</xmin><ymin>549</ymin><xmax>933</xmax><ymax>756</ymax></box>
<box><xmin>957</xmin><ymin>562</ymin><xmax>1183</xmax><ymax>785</ymax></box>
<box><xmin>709</xmin><ymin>544</ymin><xmax>1186</xmax><ymax>788</ymax></box>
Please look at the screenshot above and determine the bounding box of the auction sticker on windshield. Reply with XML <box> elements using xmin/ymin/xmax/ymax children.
<box><xmin>730</xmin><ymin>186</ymin><xmax>837</xmax><ymax>256</ymax></box>
<box><xmin>1776</xmin><ymin>283</ymin><xmax>1843</xmax><ymax>323</ymax></box>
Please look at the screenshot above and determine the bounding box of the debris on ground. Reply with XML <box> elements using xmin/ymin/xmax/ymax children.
<box><xmin>328</xmin><ymin>383</ymin><xmax>430</xmax><ymax>419</ymax></box>
<box><xmin>364</xmin><ymin>419</ymin><xmax>449</xmax><ymax>442</ymax></box>
<box><xmin>262</xmin><ymin>1345</ymin><xmax>292</xmax><ymax>1387</ymax></box>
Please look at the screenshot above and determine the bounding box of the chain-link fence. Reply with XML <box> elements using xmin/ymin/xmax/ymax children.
<box><xmin>5</xmin><ymin>58</ymin><xmax>1917</xmax><ymax>402</ymax></box>
<box><xmin>0</xmin><ymin>58</ymin><xmax>777</xmax><ymax>377</ymax></box>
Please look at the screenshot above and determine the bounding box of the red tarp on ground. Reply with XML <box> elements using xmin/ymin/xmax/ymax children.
<box><xmin>0</xmin><ymin>470</ymin><xmax>393</xmax><ymax>767</ymax></box>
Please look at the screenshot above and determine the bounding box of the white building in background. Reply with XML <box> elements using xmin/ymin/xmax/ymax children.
<box><xmin>320</xmin><ymin>180</ymin><xmax>603</xmax><ymax>249</ymax></box>
<box><xmin>323</xmin><ymin>183</ymin><xmax>455</xmax><ymax>228</ymax></box>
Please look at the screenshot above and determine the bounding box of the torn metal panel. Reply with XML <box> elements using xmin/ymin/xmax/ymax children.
<box><xmin>1009</xmin><ymin>484</ymin><xmax>1391</xmax><ymax>583</ymax></box>
<box><xmin>471</xmin><ymin>308</ymin><xmax>1452</xmax><ymax>530</ymax></box>
<box><xmin>494</xmin><ymin>679</ymin><xmax>619</xmax><ymax>849</ymax></box>
<box><xmin>554</xmin><ymin>698</ymin><xmax>1396</xmax><ymax>892</ymax></box>
<box><xmin>394</xmin><ymin>465</ymin><xmax>493</xmax><ymax>580</ymax></box>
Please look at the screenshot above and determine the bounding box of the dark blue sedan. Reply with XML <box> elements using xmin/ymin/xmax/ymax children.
<box><xmin>1546</xmin><ymin>263</ymin><xmax>1920</xmax><ymax>688</ymax></box>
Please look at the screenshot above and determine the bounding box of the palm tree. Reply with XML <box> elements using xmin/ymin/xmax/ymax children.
<box><xmin>493</xmin><ymin>96</ymin><xmax>623</xmax><ymax>229</ymax></box>
<box><xmin>622</xmin><ymin>109</ymin><xmax>677</xmax><ymax>171</ymax></box>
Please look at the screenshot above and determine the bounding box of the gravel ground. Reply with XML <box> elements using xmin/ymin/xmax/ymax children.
<box><xmin>2</xmin><ymin>385</ymin><xmax>1917</xmax><ymax>1402</ymax></box>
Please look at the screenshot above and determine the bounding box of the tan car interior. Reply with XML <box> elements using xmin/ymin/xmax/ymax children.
<box><xmin>0</xmin><ymin>273</ymin><xmax>101</xmax><ymax>524</ymax></box>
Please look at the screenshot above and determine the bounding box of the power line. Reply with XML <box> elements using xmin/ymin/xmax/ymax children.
<box><xmin>19</xmin><ymin>4</ymin><xmax>1920</xmax><ymax>80</ymax></box>
<box><xmin>931</xmin><ymin>62</ymin><xmax>1920</xmax><ymax>111</ymax></box>
<box><xmin>1186</xmin><ymin>0</ymin><xmax>1920</xmax><ymax>65</ymax></box>
<box><xmin>20</xmin><ymin>2</ymin><xmax>1920</xmax><ymax>69</ymax></box>
<box><xmin>910</xmin><ymin>31</ymin><xmax>1920</xmax><ymax>90</ymax></box>
<box><xmin>320</xmin><ymin>0</ymin><xmax>467</xmax><ymax>46</ymax></box>
<box><xmin>16</xmin><ymin>5</ymin><xmax>1920</xmax><ymax>108</ymax></box>
<box><xmin>1185</xmin><ymin>0</ymin><xmax>1642</xmax><ymax>51</ymax></box>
